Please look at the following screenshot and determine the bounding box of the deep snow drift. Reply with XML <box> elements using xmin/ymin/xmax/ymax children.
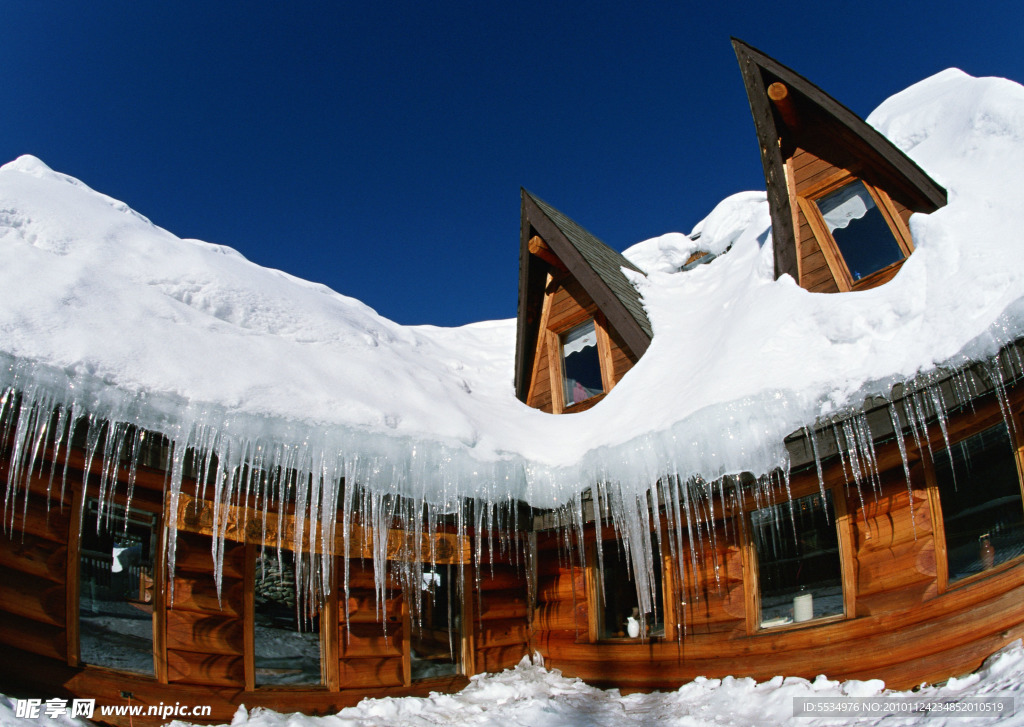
<box><xmin>3</xmin><ymin>68</ymin><xmax>1024</xmax><ymax>597</ymax></box>
<box><xmin>3</xmin><ymin>642</ymin><xmax>1024</xmax><ymax>726</ymax></box>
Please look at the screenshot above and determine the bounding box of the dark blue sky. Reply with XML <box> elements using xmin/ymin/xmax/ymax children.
<box><xmin>4</xmin><ymin>2</ymin><xmax>1022</xmax><ymax>326</ymax></box>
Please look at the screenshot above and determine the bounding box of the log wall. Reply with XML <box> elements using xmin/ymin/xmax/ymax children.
<box><xmin>0</xmin><ymin>496</ymin><xmax>70</xmax><ymax>662</ymax></box>
<box><xmin>473</xmin><ymin>560</ymin><xmax>531</xmax><ymax>673</ymax></box>
<box><xmin>166</xmin><ymin>532</ymin><xmax>246</xmax><ymax>686</ymax></box>
<box><xmin>675</xmin><ymin>524</ymin><xmax>746</xmax><ymax>636</ymax></box>
<box><xmin>339</xmin><ymin>560</ymin><xmax>404</xmax><ymax>688</ymax></box>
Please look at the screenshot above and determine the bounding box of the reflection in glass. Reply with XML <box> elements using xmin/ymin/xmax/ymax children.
<box><xmin>751</xmin><ymin>491</ymin><xmax>843</xmax><ymax>627</ymax></box>
<box><xmin>254</xmin><ymin>551</ymin><xmax>322</xmax><ymax>685</ymax></box>
<box><xmin>935</xmin><ymin>423</ymin><xmax>1024</xmax><ymax>582</ymax></box>
<box><xmin>79</xmin><ymin>500</ymin><xmax>156</xmax><ymax>674</ymax></box>
<box><xmin>411</xmin><ymin>564</ymin><xmax>460</xmax><ymax>680</ymax></box>
<box><xmin>561</xmin><ymin>320</ymin><xmax>603</xmax><ymax>406</ymax></box>
<box><xmin>816</xmin><ymin>180</ymin><xmax>904</xmax><ymax>281</ymax></box>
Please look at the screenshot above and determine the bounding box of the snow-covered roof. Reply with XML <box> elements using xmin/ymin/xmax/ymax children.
<box><xmin>3</xmin><ymin>68</ymin><xmax>1024</xmax><ymax>510</ymax></box>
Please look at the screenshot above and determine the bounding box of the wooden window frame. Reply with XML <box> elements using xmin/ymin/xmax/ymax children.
<box><xmin>584</xmin><ymin>534</ymin><xmax>671</xmax><ymax>643</ymax></box>
<box><xmin>70</xmin><ymin>486</ymin><xmax>166</xmax><ymax>680</ymax></box>
<box><xmin>402</xmin><ymin>562</ymin><xmax>474</xmax><ymax>684</ymax></box>
<box><xmin>741</xmin><ymin>484</ymin><xmax>855</xmax><ymax>634</ymax></box>
<box><xmin>925</xmin><ymin>409</ymin><xmax>1024</xmax><ymax>594</ymax></box>
<box><xmin>796</xmin><ymin>172</ymin><xmax>914</xmax><ymax>292</ymax></box>
<box><xmin>245</xmin><ymin>545</ymin><xmax>331</xmax><ymax>692</ymax></box>
<box><xmin>547</xmin><ymin>311</ymin><xmax>616</xmax><ymax>415</ymax></box>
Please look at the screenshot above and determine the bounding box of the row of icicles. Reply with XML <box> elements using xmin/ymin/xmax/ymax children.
<box><xmin>1</xmin><ymin>344</ymin><xmax>1022</xmax><ymax>643</ymax></box>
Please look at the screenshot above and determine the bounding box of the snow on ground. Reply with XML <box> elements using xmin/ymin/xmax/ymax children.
<box><xmin>4</xmin><ymin>642</ymin><xmax>1024</xmax><ymax>726</ymax></box>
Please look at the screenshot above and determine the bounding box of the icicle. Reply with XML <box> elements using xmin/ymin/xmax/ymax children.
<box><xmin>888</xmin><ymin>402</ymin><xmax>915</xmax><ymax>499</ymax></box>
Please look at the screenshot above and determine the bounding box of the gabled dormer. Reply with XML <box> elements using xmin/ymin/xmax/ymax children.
<box><xmin>514</xmin><ymin>190</ymin><xmax>652</xmax><ymax>414</ymax></box>
<box><xmin>733</xmin><ymin>39</ymin><xmax>947</xmax><ymax>293</ymax></box>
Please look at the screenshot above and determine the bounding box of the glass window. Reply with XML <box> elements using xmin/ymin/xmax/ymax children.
<box><xmin>934</xmin><ymin>423</ymin><xmax>1024</xmax><ymax>582</ymax></box>
<box><xmin>751</xmin><ymin>491</ymin><xmax>843</xmax><ymax>628</ymax></box>
<box><xmin>79</xmin><ymin>499</ymin><xmax>157</xmax><ymax>674</ymax></box>
<box><xmin>561</xmin><ymin>320</ymin><xmax>604</xmax><ymax>406</ymax></box>
<box><xmin>596</xmin><ymin>538</ymin><xmax>664</xmax><ymax>639</ymax></box>
<box><xmin>816</xmin><ymin>180</ymin><xmax>904</xmax><ymax>282</ymax></box>
<box><xmin>411</xmin><ymin>564</ymin><xmax>461</xmax><ymax>680</ymax></box>
<box><xmin>253</xmin><ymin>551</ymin><xmax>322</xmax><ymax>685</ymax></box>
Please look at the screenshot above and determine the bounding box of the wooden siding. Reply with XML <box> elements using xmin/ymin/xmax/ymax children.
<box><xmin>340</xmin><ymin>560</ymin><xmax>404</xmax><ymax>688</ymax></box>
<box><xmin>473</xmin><ymin>562</ymin><xmax>530</xmax><ymax>672</ymax></box>
<box><xmin>675</xmin><ymin>524</ymin><xmax>746</xmax><ymax>635</ymax></box>
<box><xmin>3</xmin><ymin>380</ymin><xmax>1024</xmax><ymax>715</ymax></box>
<box><xmin>167</xmin><ymin>531</ymin><xmax>246</xmax><ymax>686</ymax></box>
<box><xmin>531</xmin><ymin>531</ymin><xmax>588</xmax><ymax>654</ymax></box>
<box><xmin>0</xmin><ymin>455</ymin><xmax>71</xmax><ymax>661</ymax></box>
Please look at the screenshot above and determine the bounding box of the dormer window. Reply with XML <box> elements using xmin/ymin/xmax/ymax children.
<box><xmin>798</xmin><ymin>174</ymin><xmax>915</xmax><ymax>291</ymax></box>
<box><xmin>561</xmin><ymin>319</ymin><xmax>604</xmax><ymax>406</ymax></box>
<box><xmin>815</xmin><ymin>180</ymin><xmax>908</xmax><ymax>283</ymax></box>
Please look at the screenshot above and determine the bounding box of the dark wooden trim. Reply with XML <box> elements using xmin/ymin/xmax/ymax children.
<box><xmin>154</xmin><ymin>507</ymin><xmax>168</xmax><ymax>683</ymax></box>
<box><xmin>733</xmin><ymin>40</ymin><xmax>798</xmax><ymax>281</ymax></box>
<box><xmin>65</xmin><ymin>486</ymin><xmax>82</xmax><ymax>667</ymax></box>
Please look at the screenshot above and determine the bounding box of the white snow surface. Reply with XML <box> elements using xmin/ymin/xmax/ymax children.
<box><xmin>4</xmin><ymin>641</ymin><xmax>1024</xmax><ymax>726</ymax></box>
<box><xmin>3</xmin><ymin>69</ymin><xmax>1024</xmax><ymax>507</ymax></box>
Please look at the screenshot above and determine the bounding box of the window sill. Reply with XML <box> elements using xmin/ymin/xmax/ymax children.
<box><xmin>584</xmin><ymin>631</ymin><xmax>666</xmax><ymax>644</ymax></box>
<box><xmin>562</xmin><ymin>393</ymin><xmax>607</xmax><ymax>414</ymax></box>
<box><xmin>755</xmin><ymin>613</ymin><xmax>845</xmax><ymax>633</ymax></box>
<box><xmin>943</xmin><ymin>552</ymin><xmax>1024</xmax><ymax>593</ymax></box>
<box><xmin>848</xmin><ymin>258</ymin><xmax>906</xmax><ymax>291</ymax></box>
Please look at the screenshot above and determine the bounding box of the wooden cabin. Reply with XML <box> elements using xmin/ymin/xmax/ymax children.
<box><xmin>1</xmin><ymin>39</ymin><xmax>1022</xmax><ymax>726</ymax></box>
<box><xmin>522</xmin><ymin>42</ymin><xmax>1024</xmax><ymax>694</ymax></box>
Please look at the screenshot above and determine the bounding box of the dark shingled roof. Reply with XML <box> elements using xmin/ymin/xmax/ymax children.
<box><xmin>514</xmin><ymin>190</ymin><xmax>652</xmax><ymax>402</ymax></box>
<box><xmin>527</xmin><ymin>192</ymin><xmax>652</xmax><ymax>339</ymax></box>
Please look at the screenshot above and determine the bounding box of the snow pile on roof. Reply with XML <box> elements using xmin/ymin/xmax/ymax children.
<box><xmin>3</xmin><ymin>69</ymin><xmax>1024</xmax><ymax>509</ymax></box>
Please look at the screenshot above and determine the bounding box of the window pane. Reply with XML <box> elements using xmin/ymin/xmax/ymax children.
<box><xmin>751</xmin><ymin>491</ymin><xmax>843</xmax><ymax>627</ymax></box>
<box><xmin>598</xmin><ymin>538</ymin><xmax>663</xmax><ymax>639</ymax></box>
<box><xmin>562</xmin><ymin>320</ymin><xmax>603</xmax><ymax>405</ymax></box>
<box><xmin>79</xmin><ymin>500</ymin><xmax>156</xmax><ymax>674</ymax></box>
<box><xmin>935</xmin><ymin>423</ymin><xmax>1024</xmax><ymax>582</ymax></box>
<box><xmin>254</xmin><ymin>551</ymin><xmax>322</xmax><ymax>685</ymax></box>
<box><xmin>816</xmin><ymin>180</ymin><xmax>904</xmax><ymax>281</ymax></box>
<box><xmin>411</xmin><ymin>564</ymin><xmax>460</xmax><ymax>680</ymax></box>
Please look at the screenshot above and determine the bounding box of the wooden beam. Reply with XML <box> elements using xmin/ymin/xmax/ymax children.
<box><xmin>528</xmin><ymin>236</ymin><xmax>567</xmax><ymax>272</ymax></box>
<box><xmin>460</xmin><ymin>564</ymin><xmax>476</xmax><ymax>676</ymax></box>
<box><xmin>242</xmin><ymin>542</ymin><xmax>255</xmax><ymax>692</ymax></box>
<box><xmin>767</xmin><ymin>82</ymin><xmax>799</xmax><ymax>129</ymax></box>
<box><xmin>175</xmin><ymin>492</ymin><xmax>472</xmax><ymax>564</ymax></box>
<box><xmin>321</xmin><ymin>556</ymin><xmax>340</xmax><ymax>691</ymax></box>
